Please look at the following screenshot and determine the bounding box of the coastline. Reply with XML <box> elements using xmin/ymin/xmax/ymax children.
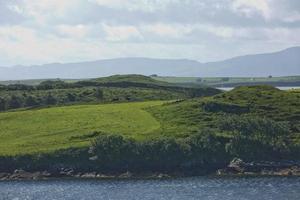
<box><xmin>1</xmin><ymin>163</ymin><xmax>300</xmax><ymax>181</ymax></box>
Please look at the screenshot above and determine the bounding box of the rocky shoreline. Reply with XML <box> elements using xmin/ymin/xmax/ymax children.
<box><xmin>1</xmin><ymin>159</ymin><xmax>300</xmax><ymax>181</ymax></box>
<box><xmin>0</xmin><ymin>169</ymin><xmax>175</xmax><ymax>181</ymax></box>
<box><xmin>217</xmin><ymin>158</ymin><xmax>300</xmax><ymax>176</ymax></box>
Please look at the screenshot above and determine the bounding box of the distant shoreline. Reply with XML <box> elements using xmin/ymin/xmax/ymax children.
<box><xmin>217</xmin><ymin>86</ymin><xmax>300</xmax><ymax>91</ymax></box>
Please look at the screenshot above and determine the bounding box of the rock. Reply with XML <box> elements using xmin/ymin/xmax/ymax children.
<box><xmin>119</xmin><ymin>171</ymin><xmax>133</xmax><ymax>178</ymax></box>
<box><xmin>81</xmin><ymin>172</ymin><xmax>97</xmax><ymax>178</ymax></box>
<box><xmin>89</xmin><ymin>155</ymin><xmax>98</xmax><ymax>161</ymax></box>
<box><xmin>59</xmin><ymin>168</ymin><xmax>74</xmax><ymax>176</ymax></box>
<box><xmin>227</xmin><ymin>158</ymin><xmax>245</xmax><ymax>173</ymax></box>
<box><xmin>243</xmin><ymin>172</ymin><xmax>256</xmax><ymax>175</ymax></box>
<box><xmin>96</xmin><ymin>174</ymin><xmax>115</xmax><ymax>179</ymax></box>
<box><xmin>216</xmin><ymin>169</ymin><xmax>225</xmax><ymax>175</ymax></box>
<box><xmin>157</xmin><ymin>173</ymin><xmax>171</xmax><ymax>179</ymax></box>
<box><xmin>10</xmin><ymin>170</ymin><xmax>36</xmax><ymax>180</ymax></box>
<box><xmin>14</xmin><ymin>169</ymin><xmax>25</xmax><ymax>174</ymax></box>
<box><xmin>0</xmin><ymin>173</ymin><xmax>10</xmax><ymax>180</ymax></box>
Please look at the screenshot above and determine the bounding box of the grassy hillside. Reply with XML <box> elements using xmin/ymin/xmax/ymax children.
<box><xmin>1</xmin><ymin>85</ymin><xmax>300</xmax><ymax>173</ymax></box>
<box><xmin>1</xmin><ymin>85</ymin><xmax>300</xmax><ymax>156</ymax></box>
<box><xmin>0</xmin><ymin>101</ymin><xmax>164</xmax><ymax>156</ymax></box>
<box><xmin>149</xmin><ymin>85</ymin><xmax>300</xmax><ymax>137</ymax></box>
<box><xmin>0</xmin><ymin>75</ymin><xmax>220</xmax><ymax>112</ymax></box>
<box><xmin>1</xmin><ymin>85</ymin><xmax>299</xmax><ymax>157</ymax></box>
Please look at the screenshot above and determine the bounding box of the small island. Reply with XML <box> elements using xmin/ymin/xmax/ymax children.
<box><xmin>0</xmin><ymin>75</ymin><xmax>299</xmax><ymax>180</ymax></box>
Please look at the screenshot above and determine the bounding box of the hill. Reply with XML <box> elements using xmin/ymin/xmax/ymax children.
<box><xmin>0</xmin><ymin>101</ymin><xmax>163</xmax><ymax>156</ymax></box>
<box><xmin>149</xmin><ymin>85</ymin><xmax>300</xmax><ymax>137</ymax></box>
<box><xmin>1</xmin><ymin>85</ymin><xmax>300</xmax><ymax>174</ymax></box>
<box><xmin>204</xmin><ymin>47</ymin><xmax>300</xmax><ymax>77</ymax></box>
<box><xmin>1</xmin><ymin>85</ymin><xmax>299</xmax><ymax>156</ymax></box>
<box><xmin>0</xmin><ymin>47</ymin><xmax>299</xmax><ymax>80</ymax></box>
<box><xmin>0</xmin><ymin>74</ymin><xmax>220</xmax><ymax>112</ymax></box>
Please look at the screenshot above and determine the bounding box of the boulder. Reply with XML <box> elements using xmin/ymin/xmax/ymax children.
<box><xmin>227</xmin><ymin>158</ymin><xmax>245</xmax><ymax>173</ymax></box>
<box><xmin>81</xmin><ymin>172</ymin><xmax>97</xmax><ymax>178</ymax></box>
<box><xmin>119</xmin><ymin>171</ymin><xmax>133</xmax><ymax>178</ymax></box>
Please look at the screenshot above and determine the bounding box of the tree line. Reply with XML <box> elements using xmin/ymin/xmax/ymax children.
<box><xmin>0</xmin><ymin>88</ymin><xmax>104</xmax><ymax>111</ymax></box>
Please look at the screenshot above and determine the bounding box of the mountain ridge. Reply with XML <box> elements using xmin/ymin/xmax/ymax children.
<box><xmin>0</xmin><ymin>47</ymin><xmax>299</xmax><ymax>80</ymax></box>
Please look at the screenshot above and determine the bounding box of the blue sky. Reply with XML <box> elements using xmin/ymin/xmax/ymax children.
<box><xmin>0</xmin><ymin>0</ymin><xmax>300</xmax><ymax>66</ymax></box>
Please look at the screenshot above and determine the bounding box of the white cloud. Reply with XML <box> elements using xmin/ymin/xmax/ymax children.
<box><xmin>231</xmin><ymin>0</ymin><xmax>300</xmax><ymax>22</ymax></box>
<box><xmin>142</xmin><ymin>23</ymin><xmax>192</xmax><ymax>38</ymax></box>
<box><xmin>102</xmin><ymin>24</ymin><xmax>143</xmax><ymax>42</ymax></box>
<box><xmin>7</xmin><ymin>0</ymin><xmax>81</xmax><ymax>25</ymax></box>
<box><xmin>231</xmin><ymin>0</ymin><xmax>272</xmax><ymax>19</ymax></box>
<box><xmin>89</xmin><ymin>0</ymin><xmax>177</xmax><ymax>12</ymax></box>
<box><xmin>56</xmin><ymin>24</ymin><xmax>91</xmax><ymax>39</ymax></box>
<box><xmin>7</xmin><ymin>4</ymin><xmax>23</xmax><ymax>14</ymax></box>
<box><xmin>0</xmin><ymin>0</ymin><xmax>299</xmax><ymax>66</ymax></box>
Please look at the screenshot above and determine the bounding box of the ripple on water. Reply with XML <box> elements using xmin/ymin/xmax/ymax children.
<box><xmin>0</xmin><ymin>177</ymin><xmax>300</xmax><ymax>200</ymax></box>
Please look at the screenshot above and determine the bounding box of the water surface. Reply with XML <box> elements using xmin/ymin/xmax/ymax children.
<box><xmin>1</xmin><ymin>177</ymin><xmax>300</xmax><ymax>200</ymax></box>
<box><xmin>217</xmin><ymin>86</ymin><xmax>300</xmax><ymax>91</ymax></box>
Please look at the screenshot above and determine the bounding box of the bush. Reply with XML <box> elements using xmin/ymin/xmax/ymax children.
<box><xmin>219</xmin><ymin>116</ymin><xmax>291</xmax><ymax>161</ymax></box>
<box><xmin>8</xmin><ymin>95</ymin><xmax>23</xmax><ymax>109</ymax></box>
<box><xmin>203</xmin><ymin>101</ymin><xmax>249</xmax><ymax>114</ymax></box>
<box><xmin>88</xmin><ymin>131</ymin><xmax>229</xmax><ymax>172</ymax></box>
<box><xmin>0</xmin><ymin>97</ymin><xmax>7</xmax><ymax>111</ymax></box>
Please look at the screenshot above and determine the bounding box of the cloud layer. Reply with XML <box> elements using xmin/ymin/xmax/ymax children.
<box><xmin>0</xmin><ymin>0</ymin><xmax>299</xmax><ymax>66</ymax></box>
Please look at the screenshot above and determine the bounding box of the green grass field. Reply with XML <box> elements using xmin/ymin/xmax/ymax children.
<box><xmin>0</xmin><ymin>101</ymin><xmax>164</xmax><ymax>156</ymax></box>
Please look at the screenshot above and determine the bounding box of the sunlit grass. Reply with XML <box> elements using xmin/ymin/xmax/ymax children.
<box><xmin>0</xmin><ymin>101</ymin><xmax>164</xmax><ymax>156</ymax></box>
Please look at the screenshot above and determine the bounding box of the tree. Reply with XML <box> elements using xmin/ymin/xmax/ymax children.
<box><xmin>67</xmin><ymin>93</ymin><xmax>76</xmax><ymax>102</ymax></box>
<box><xmin>219</xmin><ymin>116</ymin><xmax>291</xmax><ymax>161</ymax></box>
<box><xmin>196</xmin><ymin>78</ymin><xmax>202</xmax><ymax>83</ymax></box>
<box><xmin>90</xmin><ymin>134</ymin><xmax>136</xmax><ymax>169</ymax></box>
<box><xmin>45</xmin><ymin>93</ymin><xmax>57</xmax><ymax>105</ymax></box>
<box><xmin>221</xmin><ymin>77</ymin><xmax>230</xmax><ymax>82</ymax></box>
<box><xmin>187</xmin><ymin>130</ymin><xmax>228</xmax><ymax>166</ymax></box>
<box><xmin>9</xmin><ymin>95</ymin><xmax>23</xmax><ymax>109</ymax></box>
<box><xmin>95</xmin><ymin>88</ymin><xmax>104</xmax><ymax>100</ymax></box>
<box><xmin>25</xmin><ymin>96</ymin><xmax>38</xmax><ymax>107</ymax></box>
<box><xmin>0</xmin><ymin>97</ymin><xmax>6</xmax><ymax>111</ymax></box>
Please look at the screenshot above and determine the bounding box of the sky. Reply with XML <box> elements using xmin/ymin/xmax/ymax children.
<box><xmin>0</xmin><ymin>0</ymin><xmax>300</xmax><ymax>66</ymax></box>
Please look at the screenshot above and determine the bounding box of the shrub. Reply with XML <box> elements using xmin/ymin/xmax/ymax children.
<box><xmin>203</xmin><ymin>101</ymin><xmax>249</xmax><ymax>114</ymax></box>
<box><xmin>219</xmin><ymin>116</ymin><xmax>291</xmax><ymax>161</ymax></box>
<box><xmin>89</xmin><ymin>131</ymin><xmax>229</xmax><ymax>172</ymax></box>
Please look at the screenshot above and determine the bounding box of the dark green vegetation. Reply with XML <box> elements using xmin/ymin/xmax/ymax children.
<box><xmin>0</xmin><ymin>75</ymin><xmax>219</xmax><ymax>112</ymax></box>
<box><xmin>153</xmin><ymin>75</ymin><xmax>300</xmax><ymax>87</ymax></box>
<box><xmin>0</xmin><ymin>75</ymin><xmax>300</xmax><ymax>175</ymax></box>
<box><xmin>149</xmin><ymin>85</ymin><xmax>300</xmax><ymax>137</ymax></box>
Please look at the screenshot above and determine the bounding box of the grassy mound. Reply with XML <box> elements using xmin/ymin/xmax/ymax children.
<box><xmin>0</xmin><ymin>101</ymin><xmax>164</xmax><ymax>156</ymax></box>
<box><xmin>149</xmin><ymin>85</ymin><xmax>300</xmax><ymax>137</ymax></box>
<box><xmin>93</xmin><ymin>74</ymin><xmax>169</xmax><ymax>85</ymax></box>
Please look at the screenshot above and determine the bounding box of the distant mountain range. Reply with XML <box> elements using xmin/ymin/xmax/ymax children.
<box><xmin>0</xmin><ymin>47</ymin><xmax>299</xmax><ymax>80</ymax></box>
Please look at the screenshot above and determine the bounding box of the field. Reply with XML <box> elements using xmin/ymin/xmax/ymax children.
<box><xmin>0</xmin><ymin>101</ymin><xmax>164</xmax><ymax>156</ymax></box>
